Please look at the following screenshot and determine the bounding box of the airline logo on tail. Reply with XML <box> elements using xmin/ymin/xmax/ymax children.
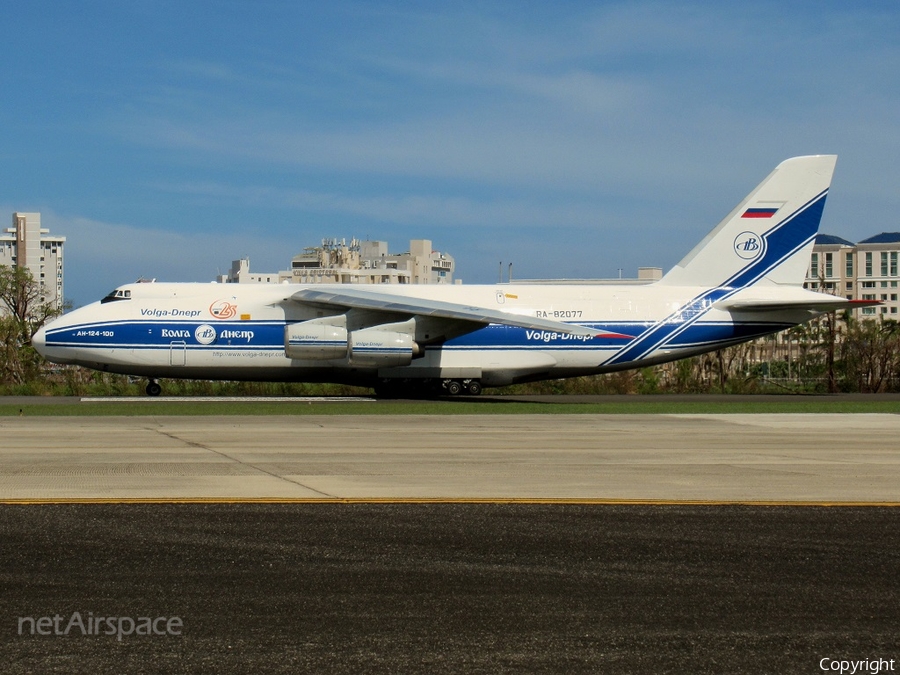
<box><xmin>733</xmin><ymin>231</ymin><xmax>765</xmax><ymax>260</ymax></box>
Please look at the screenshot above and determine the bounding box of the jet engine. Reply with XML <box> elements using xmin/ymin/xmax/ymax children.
<box><xmin>284</xmin><ymin>319</ymin><xmax>348</xmax><ymax>360</ymax></box>
<box><xmin>285</xmin><ymin>318</ymin><xmax>418</xmax><ymax>367</ymax></box>
<box><xmin>348</xmin><ymin>328</ymin><xmax>416</xmax><ymax>368</ymax></box>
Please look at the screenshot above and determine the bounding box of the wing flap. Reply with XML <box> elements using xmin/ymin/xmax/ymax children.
<box><xmin>289</xmin><ymin>287</ymin><xmax>599</xmax><ymax>337</ymax></box>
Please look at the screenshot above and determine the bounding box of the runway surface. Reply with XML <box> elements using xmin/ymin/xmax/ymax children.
<box><xmin>1</xmin><ymin>413</ymin><xmax>899</xmax><ymax>501</ymax></box>
<box><xmin>4</xmin><ymin>503</ymin><xmax>900</xmax><ymax>674</ymax></box>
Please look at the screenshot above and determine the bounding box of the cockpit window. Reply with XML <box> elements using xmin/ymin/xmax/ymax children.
<box><xmin>101</xmin><ymin>289</ymin><xmax>132</xmax><ymax>304</ymax></box>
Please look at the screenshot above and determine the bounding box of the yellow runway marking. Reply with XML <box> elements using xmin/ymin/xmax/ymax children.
<box><xmin>2</xmin><ymin>498</ymin><xmax>900</xmax><ymax>506</ymax></box>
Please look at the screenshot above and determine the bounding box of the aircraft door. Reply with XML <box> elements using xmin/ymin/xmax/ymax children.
<box><xmin>169</xmin><ymin>341</ymin><xmax>186</xmax><ymax>366</ymax></box>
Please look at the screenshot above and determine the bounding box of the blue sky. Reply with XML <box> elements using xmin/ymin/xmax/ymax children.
<box><xmin>3</xmin><ymin>1</ymin><xmax>899</xmax><ymax>306</ymax></box>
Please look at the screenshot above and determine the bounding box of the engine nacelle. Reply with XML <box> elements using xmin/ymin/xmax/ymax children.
<box><xmin>285</xmin><ymin>320</ymin><xmax>348</xmax><ymax>360</ymax></box>
<box><xmin>349</xmin><ymin>328</ymin><xmax>415</xmax><ymax>368</ymax></box>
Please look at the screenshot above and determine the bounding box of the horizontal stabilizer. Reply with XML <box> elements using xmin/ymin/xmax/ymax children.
<box><xmin>715</xmin><ymin>298</ymin><xmax>879</xmax><ymax>313</ymax></box>
<box><xmin>289</xmin><ymin>287</ymin><xmax>600</xmax><ymax>337</ymax></box>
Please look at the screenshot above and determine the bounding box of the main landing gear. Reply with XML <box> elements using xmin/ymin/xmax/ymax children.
<box><xmin>444</xmin><ymin>379</ymin><xmax>481</xmax><ymax>396</ymax></box>
<box><xmin>146</xmin><ymin>379</ymin><xmax>162</xmax><ymax>397</ymax></box>
<box><xmin>372</xmin><ymin>378</ymin><xmax>483</xmax><ymax>399</ymax></box>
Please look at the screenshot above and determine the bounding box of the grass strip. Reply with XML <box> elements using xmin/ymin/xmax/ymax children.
<box><xmin>1</xmin><ymin>398</ymin><xmax>899</xmax><ymax>416</ymax></box>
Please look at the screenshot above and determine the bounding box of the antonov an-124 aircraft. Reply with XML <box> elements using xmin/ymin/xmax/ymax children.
<box><xmin>34</xmin><ymin>155</ymin><xmax>867</xmax><ymax>397</ymax></box>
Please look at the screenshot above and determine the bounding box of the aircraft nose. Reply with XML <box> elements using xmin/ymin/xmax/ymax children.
<box><xmin>32</xmin><ymin>326</ymin><xmax>47</xmax><ymax>356</ymax></box>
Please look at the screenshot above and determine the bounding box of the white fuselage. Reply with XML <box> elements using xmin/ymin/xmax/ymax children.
<box><xmin>34</xmin><ymin>280</ymin><xmax>820</xmax><ymax>388</ymax></box>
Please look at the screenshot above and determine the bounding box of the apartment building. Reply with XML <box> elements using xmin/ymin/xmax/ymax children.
<box><xmin>805</xmin><ymin>232</ymin><xmax>900</xmax><ymax>319</ymax></box>
<box><xmin>0</xmin><ymin>212</ymin><xmax>66</xmax><ymax>311</ymax></box>
<box><xmin>855</xmin><ymin>233</ymin><xmax>900</xmax><ymax>319</ymax></box>
<box><xmin>219</xmin><ymin>237</ymin><xmax>456</xmax><ymax>285</ymax></box>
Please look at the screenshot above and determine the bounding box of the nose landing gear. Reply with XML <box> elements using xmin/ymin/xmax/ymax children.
<box><xmin>146</xmin><ymin>380</ymin><xmax>162</xmax><ymax>397</ymax></box>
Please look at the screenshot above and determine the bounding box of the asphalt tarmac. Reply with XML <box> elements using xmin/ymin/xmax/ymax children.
<box><xmin>3</xmin><ymin>503</ymin><xmax>899</xmax><ymax>674</ymax></box>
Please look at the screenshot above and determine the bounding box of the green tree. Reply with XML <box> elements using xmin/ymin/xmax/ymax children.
<box><xmin>838</xmin><ymin>317</ymin><xmax>900</xmax><ymax>393</ymax></box>
<box><xmin>0</xmin><ymin>265</ymin><xmax>65</xmax><ymax>384</ymax></box>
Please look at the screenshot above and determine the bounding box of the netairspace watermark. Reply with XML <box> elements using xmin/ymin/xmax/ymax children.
<box><xmin>820</xmin><ymin>658</ymin><xmax>896</xmax><ymax>674</ymax></box>
<box><xmin>18</xmin><ymin>612</ymin><xmax>182</xmax><ymax>642</ymax></box>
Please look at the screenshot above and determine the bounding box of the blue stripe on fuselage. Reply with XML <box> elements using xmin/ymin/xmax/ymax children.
<box><xmin>44</xmin><ymin>320</ymin><xmax>283</xmax><ymax>349</ymax></box>
<box><xmin>46</xmin><ymin>318</ymin><xmax>790</xmax><ymax>358</ymax></box>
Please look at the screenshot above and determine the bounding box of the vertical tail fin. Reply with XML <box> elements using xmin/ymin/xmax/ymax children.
<box><xmin>658</xmin><ymin>155</ymin><xmax>837</xmax><ymax>288</ymax></box>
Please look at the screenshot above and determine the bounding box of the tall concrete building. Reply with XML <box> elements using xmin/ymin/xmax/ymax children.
<box><xmin>0</xmin><ymin>212</ymin><xmax>66</xmax><ymax>310</ymax></box>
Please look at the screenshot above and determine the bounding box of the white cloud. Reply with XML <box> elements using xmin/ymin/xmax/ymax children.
<box><xmin>152</xmin><ymin>180</ymin><xmax>616</xmax><ymax>231</ymax></box>
<box><xmin>94</xmin><ymin>1</ymin><xmax>900</xmax><ymax>221</ymax></box>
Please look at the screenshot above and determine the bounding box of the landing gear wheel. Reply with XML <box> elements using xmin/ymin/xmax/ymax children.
<box><xmin>465</xmin><ymin>380</ymin><xmax>482</xmax><ymax>396</ymax></box>
<box><xmin>146</xmin><ymin>380</ymin><xmax>162</xmax><ymax>397</ymax></box>
<box><xmin>446</xmin><ymin>380</ymin><xmax>463</xmax><ymax>396</ymax></box>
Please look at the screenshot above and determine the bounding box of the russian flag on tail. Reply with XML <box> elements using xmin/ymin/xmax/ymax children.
<box><xmin>741</xmin><ymin>207</ymin><xmax>779</xmax><ymax>218</ymax></box>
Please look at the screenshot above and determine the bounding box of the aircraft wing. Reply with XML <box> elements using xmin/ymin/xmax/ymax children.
<box><xmin>289</xmin><ymin>287</ymin><xmax>600</xmax><ymax>337</ymax></box>
<box><xmin>715</xmin><ymin>298</ymin><xmax>879</xmax><ymax>312</ymax></box>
